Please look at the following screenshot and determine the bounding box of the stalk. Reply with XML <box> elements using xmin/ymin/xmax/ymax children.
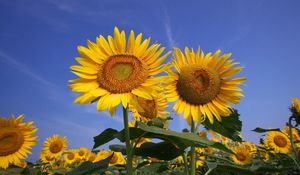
<box><xmin>123</xmin><ymin>106</ymin><xmax>133</xmax><ymax>175</ymax></box>
<box><xmin>190</xmin><ymin>119</ymin><xmax>196</xmax><ymax>175</ymax></box>
<box><xmin>288</xmin><ymin>117</ymin><xmax>300</xmax><ymax>169</ymax></box>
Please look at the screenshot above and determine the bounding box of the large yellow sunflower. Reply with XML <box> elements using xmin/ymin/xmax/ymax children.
<box><xmin>264</xmin><ymin>131</ymin><xmax>291</xmax><ymax>154</ymax></box>
<box><xmin>69</xmin><ymin>27</ymin><xmax>170</xmax><ymax>114</ymax></box>
<box><xmin>166</xmin><ymin>47</ymin><xmax>246</xmax><ymax>124</ymax></box>
<box><xmin>231</xmin><ymin>146</ymin><xmax>252</xmax><ymax>165</ymax></box>
<box><xmin>0</xmin><ymin>115</ymin><xmax>37</xmax><ymax>169</ymax></box>
<box><xmin>130</xmin><ymin>92</ymin><xmax>169</xmax><ymax>123</ymax></box>
<box><xmin>42</xmin><ymin>135</ymin><xmax>68</xmax><ymax>159</ymax></box>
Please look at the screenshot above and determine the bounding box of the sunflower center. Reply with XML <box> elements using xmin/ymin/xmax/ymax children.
<box><xmin>67</xmin><ymin>153</ymin><xmax>75</xmax><ymax>160</ymax></box>
<box><xmin>236</xmin><ymin>152</ymin><xmax>246</xmax><ymax>161</ymax></box>
<box><xmin>137</xmin><ymin>97</ymin><xmax>157</xmax><ymax>119</ymax></box>
<box><xmin>0</xmin><ymin>128</ymin><xmax>24</xmax><ymax>156</ymax></box>
<box><xmin>110</xmin><ymin>153</ymin><xmax>118</xmax><ymax>164</ymax></box>
<box><xmin>98</xmin><ymin>55</ymin><xmax>147</xmax><ymax>93</ymax></box>
<box><xmin>176</xmin><ymin>65</ymin><xmax>221</xmax><ymax>105</ymax></box>
<box><xmin>79</xmin><ymin>150</ymin><xmax>85</xmax><ymax>156</ymax></box>
<box><xmin>274</xmin><ymin>135</ymin><xmax>287</xmax><ymax>147</ymax></box>
<box><xmin>49</xmin><ymin>141</ymin><xmax>63</xmax><ymax>154</ymax></box>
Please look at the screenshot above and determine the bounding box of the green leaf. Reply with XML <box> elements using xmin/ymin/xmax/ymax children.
<box><xmin>252</xmin><ymin>127</ymin><xmax>281</xmax><ymax>133</ymax></box>
<box><xmin>93</xmin><ymin>128</ymin><xmax>118</xmax><ymax>149</ymax></box>
<box><xmin>202</xmin><ymin>109</ymin><xmax>242</xmax><ymax>142</ymax></box>
<box><xmin>113</xmin><ymin>127</ymin><xmax>145</xmax><ymax>142</ymax></box>
<box><xmin>66</xmin><ymin>154</ymin><xmax>112</xmax><ymax>175</ymax></box>
<box><xmin>109</xmin><ymin>144</ymin><xmax>126</xmax><ymax>153</ymax></box>
<box><xmin>137</xmin><ymin>122</ymin><xmax>233</xmax><ymax>154</ymax></box>
<box><xmin>22</xmin><ymin>168</ymin><xmax>40</xmax><ymax>175</ymax></box>
<box><xmin>134</xmin><ymin>141</ymin><xmax>185</xmax><ymax>160</ymax></box>
<box><xmin>138</xmin><ymin>162</ymin><xmax>169</xmax><ymax>175</ymax></box>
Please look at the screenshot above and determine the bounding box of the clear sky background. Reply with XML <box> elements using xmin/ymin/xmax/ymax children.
<box><xmin>0</xmin><ymin>0</ymin><xmax>299</xmax><ymax>161</ymax></box>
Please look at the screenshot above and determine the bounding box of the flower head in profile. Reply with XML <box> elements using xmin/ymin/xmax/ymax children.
<box><xmin>130</xmin><ymin>90</ymin><xmax>169</xmax><ymax>125</ymax></box>
<box><xmin>69</xmin><ymin>27</ymin><xmax>170</xmax><ymax>115</ymax></box>
<box><xmin>166</xmin><ymin>47</ymin><xmax>246</xmax><ymax>124</ymax></box>
<box><xmin>41</xmin><ymin>135</ymin><xmax>68</xmax><ymax>159</ymax></box>
<box><xmin>291</xmin><ymin>98</ymin><xmax>300</xmax><ymax>125</ymax></box>
<box><xmin>0</xmin><ymin>115</ymin><xmax>38</xmax><ymax>169</ymax></box>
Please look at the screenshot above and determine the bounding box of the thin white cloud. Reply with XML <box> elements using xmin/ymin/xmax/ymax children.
<box><xmin>52</xmin><ymin>118</ymin><xmax>99</xmax><ymax>136</ymax></box>
<box><xmin>163</xmin><ymin>9</ymin><xmax>178</xmax><ymax>48</ymax></box>
<box><xmin>0</xmin><ymin>49</ymin><xmax>56</xmax><ymax>88</ymax></box>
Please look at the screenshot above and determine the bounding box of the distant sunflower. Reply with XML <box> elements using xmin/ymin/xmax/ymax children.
<box><xmin>243</xmin><ymin>142</ymin><xmax>257</xmax><ymax>155</ymax></box>
<box><xmin>109</xmin><ymin>152</ymin><xmax>125</xmax><ymax>166</ymax></box>
<box><xmin>0</xmin><ymin>115</ymin><xmax>37</xmax><ymax>169</ymax></box>
<box><xmin>42</xmin><ymin>135</ymin><xmax>67</xmax><ymax>159</ymax></box>
<box><xmin>40</xmin><ymin>152</ymin><xmax>56</xmax><ymax>164</ymax></box>
<box><xmin>63</xmin><ymin>150</ymin><xmax>77</xmax><ymax>165</ymax></box>
<box><xmin>76</xmin><ymin>147</ymin><xmax>89</xmax><ymax>161</ymax></box>
<box><xmin>130</xmin><ymin>92</ymin><xmax>169</xmax><ymax>123</ymax></box>
<box><xmin>231</xmin><ymin>146</ymin><xmax>252</xmax><ymax>165</ymax></box>
<box><xmin>265</xmin><ymin>131</ymin><xmax>291</xmax><ymax>154</ymax></box>
<box><xmin>69</xmin><ymin>27</ymin><xmax>170</xmax><ymax>115</ymax></box>
<box><xmin>292</xmin><ymin>98</ymin><xmax>300</xmax><ymax>114</ymax></box>
<box><xmin>283</xmin><ymin>126</ymin><xmax>300</xmax><ymax>141</ymax></box>
<box><xmin>166</xmin><ymin>47</ymin><xmax>246</xmax><ymax>124</ymax></box>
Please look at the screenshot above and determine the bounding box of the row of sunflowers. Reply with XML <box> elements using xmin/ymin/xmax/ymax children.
<box><xmin>1</xmin><ymin>27</ymin><xmax>300</xmax><ymax>174</ymax></box>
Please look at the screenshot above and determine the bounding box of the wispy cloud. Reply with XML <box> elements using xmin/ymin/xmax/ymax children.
<box><xmin>52</xmin><ymin>118</ymin><xmax>99</xmax><ymax>136</ymax></box>
<box><xmin>163</xmin><ymin>9</ymin><xmax>178</xmax><ymax>48</ymax></box>
<box><xmin>0</xmin><ymin>49</ymin><xmax>56</xmax><ymax>88</ymax></box>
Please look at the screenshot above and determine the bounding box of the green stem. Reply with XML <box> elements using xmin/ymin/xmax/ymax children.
<box><xmin>182</xmin><ymin>152</ymin><xmax>190</xmax><ymax>175</ymax></box>
<box><xmin>204</xmin><ymin>168</ymin><xmax>214</xmax><ymax>175</ymax></box>
<box><xmin>288</xmin><ymin>117</ymin><xmax>300</xmax><ymax>169</ymax></box>
<box><xmin>123</xmin><ymin>106</ymin><xmax>133</xmax><ymax>175</ymax></box>
<box><xmin>190</xmin><ymin>119</ymin><xmax>196</xmax><ymax>175</ymax></box>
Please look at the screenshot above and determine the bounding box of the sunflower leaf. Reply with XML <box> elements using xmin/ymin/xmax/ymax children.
<box><xmin>93</xmin><ymin>128</ymin><xmax>118</xmax><ymax>149</ymax></box>
<box><xmin>133</xmin><ymin>141</ymin><xmax>185</xmax><ymax>160</ymax></box>
<box><xmin>66</xmin><ymin>154</ymin><xmax>112</xmax><ymax>175</ymax></box>
<box><xmin>252</xmin><ymin>127</ymin><xmax>281</xmax><ymax>133</ymax></box>
<box><xmin>137</xmin><ymin>122</ymin><xmax>233</xmax><ymax>154</ymax></box>
<box><xmin>202</xmin><ymin>109</ymin><xmax>242</xmax><ymax>142</ymax></box>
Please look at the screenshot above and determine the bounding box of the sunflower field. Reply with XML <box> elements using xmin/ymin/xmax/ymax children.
<box><xmin>1</xmin><ymin>27</ymin><xmax>300</xmax><ymax>175</ymax></box>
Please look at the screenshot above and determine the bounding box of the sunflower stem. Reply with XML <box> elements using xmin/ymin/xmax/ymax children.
<box><xmin>288</xmin><ymin>117</ymin><xmax>300</xmax><ymax>169</ymax></box>
<box><xmin>182</xmin><ymin>151</ymin><xmax>190</xmax><ymax>175</ymax></box>
<box><xmin>123</xmin><ymin>106</ymin><xmax>133</xmax><ymax>175</ymax></box>
<box><xmin>190</xmin><ymin>119</ymin><xmax>196</xmax><ymax>175</ymax></box>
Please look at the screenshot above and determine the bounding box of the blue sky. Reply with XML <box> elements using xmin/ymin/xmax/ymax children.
<box><xmin>0</xmin><ymin>0</ymin><xmax>299</xmax><ymax>161</ymax></box>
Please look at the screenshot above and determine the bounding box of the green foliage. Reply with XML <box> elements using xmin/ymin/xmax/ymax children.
<box><xmin>66</xmin><ymin>154</ymin><xmax>112</xmax><ymax>175</ymax></box>
<box><xmin>203</xmin><ymin>109</ymin><xmax>242</xmax><ymax>142</ymax></box>
<box><xmin>93</xmin><ymin>128</ymin><xmax>118</xmax><ymax>149</ymax></box>
<box><xmin>252</xmin><ymin>127</ymin><xmax>281</xmax><ymax>133</ymax></box>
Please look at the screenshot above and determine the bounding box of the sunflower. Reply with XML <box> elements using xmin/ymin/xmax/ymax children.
<box><xmin>0</xmin><ymin>115</ymin><xmax>37</xmax><ymax>169</ymax></box>
<box><xmin>42</xmin><ymin>135</ymin><xmax>67</xmax><ymax>159</ymax></box>
<box><xmin>231</xmin><ymin>146</ymin><xmax>252</xmax><ymax>165</ymax></box>
<box><xmin>243</xmin><ymin>142</ymin><xmax>257</xmax><ymax>155</ymax></box>
<box><xmin>63</xmin><ymin>150</ymin><xmax>77</xmax><ymax>165</ymax></box>
<box><xmin>40</xmin><ymin>152</ymin><xmax>56</xmax><ymax>164</ymax></box>
<box><xmin>264</xmin><ymin>131</ymin><xmax>291</xmax><ymax>154</ymax></box>
<box><xmin>109</xmin><ymin>152</ymin><xmax>125</xmax><ymax>166</ymax></box>
<box><xmin>130</xmin><ymin>92</ymin><xmax>169</xmax><ymax>123</ymax></box>
<box><xmin>292</xmin><ymin>98</ymin><xmax>300</xmax><ymax>115</ymax></box>
<box><xmin>69</xmin><ymin>27</ymin><xmax>170</xmax><ymax>115</ymax></box>
<box><xmin>166</xmin><ymin>47</ymin><xmax>246</xmax><ymax>124</ymax></box>
<box><xmin>195</xmin><ymin>148</ymin><xmax>206</xmax><ymax>168</ymax></box>
<box><xmin>94</xmin><ymin>150</ymin><xmax>111</xmax><ymax>162</ymax></box>
<box><xmin>76</xmin><ymin>147</ymin><xmax>90</xmax><ymax>161</ymax></box>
